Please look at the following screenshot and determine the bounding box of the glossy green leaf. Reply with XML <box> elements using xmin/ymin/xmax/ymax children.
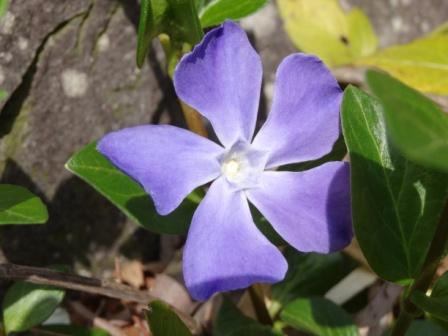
<box><xmin>0</xmin><ymin>184</ymin><xmax>48</xmax><ymax>225</ymax></box>
<box><xmin>136</xmin><ymin>0</ymin><xmax>173</xmax><ymax>68</ymax></box>
<box><xmin>341</xmin><ymin>86</ymin><xmax>448</xmax><ymax>282</ymax></box>
<box><xmin>2</xmin><ymin>282</ymin><xmax>65</xmax><ymax>333</ymax></box>
<box><xmin>136</xmin><ymin>0</ymin><xmax>202</xmax><ymax>68</ymax></box>
<box><xmin>137</xmin><ymin>0</ymin><xmax>156</xmax><ymax>68</ymax></box>
<box><xmin>199</xmin><ymin>0</ymin><xmax>268</xmax><ymax>28</ymax></box>
<box><xmin>366</xmin><ymin>70</ymin><xmax>448</xmax><ymax>173</ymax></box>
<box><xmin>65</xmin><ymin>142</ymin><xmax>200</xmax><ymax>235</ymax></box>
<box><xmin>214</xmin><ymin>298</ymin><xmax>281</xmax><ymax>336</ymax></box>
<box><xmin>146</xmin><ymin>301</ymin><xmax>192</xmax><ymax>336</ymax></box>
<box><xmin>358</xmin><ymin>24</ymin><xmax>448</xmax><ymax>94</ymax></box>
<box><xmin>270</xmin><ymin>248</ymin><xmax>356</xmax><ymax>316</ymax></box>
<box><xmin>277</xmin><ymin>0</ymin><xmax>378</xmax><ymax>67</ymax></box>
<box><xmin>167</xmin><ymin>0</ymin><xmax>203</xmax><ymax>45</ymax></box>
<box><xmin>411</xmin><ymin>272</ymin><xmax>448</xmax><ymax>321</ymax></box>
<box><xmin>280</xmin><ymin>297</ymin><xmax>358</xmax><ymax>336</ymax></box>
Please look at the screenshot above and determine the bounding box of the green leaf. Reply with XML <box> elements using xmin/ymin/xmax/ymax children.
<box><xmin>41</xmin><ymin>325</ymin><xmax>108</xmax><ymax>336</ymax></box>
<box><xmin>411</xmin><ymin>291</ymin><xmax>448</xmax><ymax>322</ymax></box>
<box><xmin>214</xmin><ymin>298</ymin><xmax>281</xmax><ymax>336</ymax></box>
<box><xmin>0</xmin><ymin>184</ymin><xmax>48</xmax><ymax>225</ymax></box>
<box><xmin>2</xmin><ymin>282</ymin><xmax>65</xmax><ymax>333</ymax></box>
<box><xmin>341</xmin><ymin>86</ymin><xmax>448</xmax><ymax>283</ymax></box>
<box><xmin>433</xmin><ymin>272</ymin><xmax>448</xmax><ymax>298</ymax></box>
<box><xmin>411</xmin><ymin>272</ymin><xmax>448</xmax><ymax>322</ymax></box>
<box><xmin>136</xmin><ymin>0</ymin><xmax>202</xmax><ymax>68</ymax></box>
<box><xmin>406</xmin><ymin>321</ymin><xmax>448</xmax><ymax>336</ymax></box>
<box><xmin>167</xmin><ymin>0</ymin><xmax>203</xmax><ymax>45</ymax></box>
<box><xmin>199</xmin><ymin>0</ymin><xmax>268</xmax><ymax>28</ymax></box>
<box><xmin>0</xmin><ymin>90</ymin><xmax>7</xmax><ymax>100</ymax></box>
<box><xmin>146</xmin><ymin>301</ymin><xmax>192</xmax><ymax>336</ymax></box>
<box><xmin>137</xmin><ymin>0</ymin><xmax>156</xmax><ymax>68</ymax></box>
<box><xmin>366</xmin><ymin>70</ymin><xmax>448</xmax><ymax>173</ymax></box>
<box><xmin>277</xmin><ymin>0</ymin><xmax>378</xmax><ymax>67</ymax></box>
<box><xmin>280</xmin><ymin>297</ymin><xmax>358</xmax><ymax>336</ymax></box>
<box><xmin>384</xmin><ymin>320</ymin><xmax>448</xmax><ymax>336</ymax></box>
<box><xmin>357</xmin><ymin>24</ymin><xmax>448</xmax><ymax>94</ymax></box>
<box><xmin>270</xmin><ymin>248</ymin><xmax>356</xmax><ymax>316</ymax></box>
<box><xmin>0</xmin><ymin>0</ymin><xmax>8</xmax><ymax>18</ymax></box>
<box><xmin>65</xmin><ymin>142</ymin><xmax>200</xmax><ymax>235</ymax></box>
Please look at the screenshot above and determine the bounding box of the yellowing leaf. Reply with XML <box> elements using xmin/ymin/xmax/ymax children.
<box><xmin>278</xmin><ymin>0</ymin><xmax>378</xmax><ymax>67</ymax></box>
<box><xmin>357</xmin><ymin>23</ymin><xmax>448</xmax><ymax>94</ymax></box>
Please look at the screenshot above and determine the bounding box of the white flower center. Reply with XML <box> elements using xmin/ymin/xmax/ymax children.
<box><xmin>222</xmin><ymin>159</ymin><xmax>241</xmax><ymax>181</ymax></box>
<box><xmin>220</xmin><ymin>141</ymin><xmax>268</xmax><ymax>189</ymax></box>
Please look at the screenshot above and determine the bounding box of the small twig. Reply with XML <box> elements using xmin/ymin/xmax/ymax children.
<box><xmin>0</xmin><ymin>263</ymin><xmax>200</xmax><ymax>333</ymax></box>
<box><xmin>69</xmin><ymin>301</ymin><xmax>125</xmax><ymax>336</ymax></box>
<box><xmin>0</xmin><ymin>263</ymin><xmax>153</xmax><ymax>303</ymax></box>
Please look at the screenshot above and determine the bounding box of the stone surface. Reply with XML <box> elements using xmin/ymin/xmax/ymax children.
<box><xmin>0</xmin><ymin>0</ymin><xmax>90</xmax><ymax>109</ymax></box>
<box><xmin>346</xmin><ymin>0</ymin><xmax>448</xmax><ymax>47</ymax></box>
<box><xmin>0</xmin><ymin>0</ymin><xmax>176</xmax><ymax>272</ymax></box>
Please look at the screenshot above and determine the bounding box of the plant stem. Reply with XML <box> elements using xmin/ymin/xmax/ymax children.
<box><xmin>391</xmin><ymin>199</ymin><xmax>448</xmax><ymax>336</ymax></box>
<box><xmin>179</xmin><ymin>100</ymin><xmax>208</xmax><ymax>137</ymax></box>
<box><xmin>390</xmin><ymin>308</ymin><xmax>414</xmax><ymax>336</ymax></box>
<box><xmin>248</xmin><ymin>284</ymin><xmax>273</xmax><ymax>325</ymax></box>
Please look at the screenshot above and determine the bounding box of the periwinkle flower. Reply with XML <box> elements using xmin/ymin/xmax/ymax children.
<box><xmin>98</xmin><ymin>21</ymin><xmax>352</xmax><ymax>301</ymax></box>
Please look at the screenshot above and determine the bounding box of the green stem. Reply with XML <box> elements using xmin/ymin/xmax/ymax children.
<box><xmin>391</xmin><ymin>199</ymin><xmax>448</xmax><ymax>336</ymax></box>
<box><xmin>390</xmin><ymin>308</ymin><xmax>414</xmax><ymax>336</ymax></box>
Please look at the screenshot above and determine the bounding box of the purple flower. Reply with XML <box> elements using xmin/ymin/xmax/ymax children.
<box><xmin>98</xmin><ymin>21</ymin><xmax>352</xmax><ymax>301</ymax></box>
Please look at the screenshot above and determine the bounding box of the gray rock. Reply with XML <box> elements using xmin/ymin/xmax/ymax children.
<box><xmin>347</xmin><ymin>0</ymin><xmax>448</xmax><ymax>47</ymax></box>
<box><xmin>0</xmin><ymin>0</ymin><xmax>91</xmax><ymax>109</ymax></box>
<box><xmin>0</xmin><ymin>0</ymin><xmax>173</xmax><ymax>273</ymax></box>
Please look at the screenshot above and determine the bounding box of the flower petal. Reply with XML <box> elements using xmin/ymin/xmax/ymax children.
<box><xmin>252</xmin><ymin>53</ymin><xmax>342</xmax><ymax>168</ymax></box>
<box><xmin>183</xmin><ymin>177</ymin><xmax>287</xmax><ymax>301</ymax></box>
<box><xmin>174</xmin><ymin>21</ymin><xmax>262</xmax><ymax>147</ymax></box>
<box><xmin>97</xmin><ymin>125</ymin><xmax>224</xmax><ymax>215</ymax></box>
<box><xmin>246</xmin><ymin>162</ymin><xmax>352</xmax><ymax>253</ymax></box>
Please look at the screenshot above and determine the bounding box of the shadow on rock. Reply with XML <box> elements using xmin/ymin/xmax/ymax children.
<box><xmin>0</xmin><ymin>159</ymin><xmax>155</xmax><ymax>272</ymax></box>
